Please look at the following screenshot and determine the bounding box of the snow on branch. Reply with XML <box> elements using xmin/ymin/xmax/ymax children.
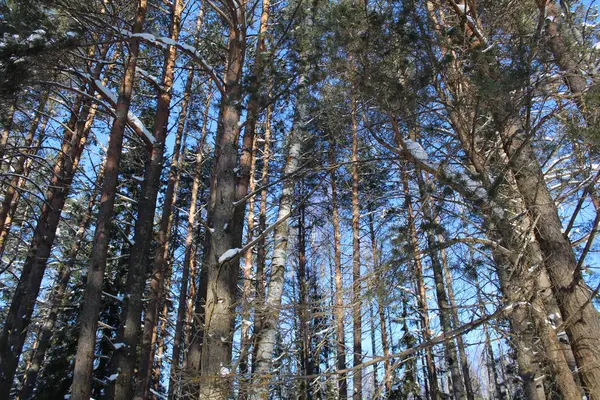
<box><xmin>218</xmin><ymin>248</ymin><xmax>242</xmax><ymax>264</ymax></box>
<box><xmin>64</xmin><ymin>70</ymin><xmax>157</xmax><ymax>147</ymax></box>
<box><xmin>117</xmin><ymin>29</ymin><xmax>225</xmax><ymax>94</ymax></box>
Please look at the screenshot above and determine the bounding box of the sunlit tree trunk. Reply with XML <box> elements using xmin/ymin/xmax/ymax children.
<box><xmin>71</xmin><ymin>1</ymin><xmax>148</xmax><ymax>397</ymax></box>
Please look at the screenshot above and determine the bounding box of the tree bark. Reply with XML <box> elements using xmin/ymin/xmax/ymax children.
<box><xmin>168</xmin><ymin>88</ymin><xmax>212</xmax><ymax>400</ymax></box>
<box><xmin>329</xmin><ymin>138</ymin><xmax>348</xmax><ymax>399</ymax></box>
<box><xmin>251</xmin><ymin>103</ymin><xmax>273</xmax><ymax>374</ymax></box>
<box><xmin>195</xmin><ymin>9</ymin><xmax>246</xmax><ymax>398</ymax></box>
<box><xmin>18</xmin><ymin>159</ymin><xmax>104</xmax><ymax>400</ymax></box>
<box><xmin>250</xmin><ymin>99</ymin><xmax>306</xmax><ymax>400</ymax></box>
<box><xmin>501</xmin><ymin>121</ymin><xmax>600</xmax><ymax>398</ymax></box>
<box><xmin>400</xmin><ymin>166</ymin><xmax>441</xmax><ymax>400</ymax></box>
<box><xmin>415</xmin><ymin>169</ymin><xmax>468</xmax><ymax>400</ymax></box>
<box><xmin>70</xmin><ymin>1</ymin><xmax>148</xmax><ymax>397</ymax></box>
<box><xmin>0</xmin><ymin>54</ymin><xmax>106</xmax><ymax>398</ymax></box>
<box><xmin>105</xmin><ymin>2</ymin><xmax>182</xmax><ymax>398</ymax></box>
<box><xmin>133</xmin><ymin>2</ymin><xmax>186</xmax><ymax>396</ymax></box>
<box><xmin>0</xmin><ymin>92</ymin><xmax>48</xmax><ymax>241</ymax></box>
<box><xmin>350</xmin><ymin>98</ymin><xmax>362</xmax><ymax>400</ymax></box>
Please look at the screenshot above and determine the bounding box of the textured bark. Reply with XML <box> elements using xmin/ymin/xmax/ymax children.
<box><xmin>329</xmin><ymin>139</ymin><xmax>347</xmax><ymax>399</ymax></box>
<box><xmin>350</xmin><ymin>98</ymin><xmax>362</xmax><ymax>400</ymax></box>
<box><xmin>236</xmin><ymin>0</ymin><xmax>270</xmax><ymax>385</ymax></box>
<box><xmin>0</xmin><ymin>103</ymin><xmax>15</xmax><ymax>173</ymax></box>
<box><xmin>297</xmin><ymin>199</ymin><xmax>314</xmax><ymax>400</ymax></box>
<box><xmin>109</xmin><ymin>3</ymin><xmax>181</xmax><ymax>396</ymax></box>
<box><xmin>249</xmin><ymin>104</ymin><xmax>306</xmax><ymax>400</ymax></box>
<box><xmin>251</xmin><ymin>104</ymin><xmax>272</xmax><ymax>374</ymax></box>
<box><xmin>437</xmin><ymin>237</ymin><xmax>474</xmax><ymax>400</ymax></box>
<box><xmin>133</xmin><ymin>2</ymin><xmax>186</xmax><ymax>396</ymax></box>
<box><xmin>400</xmin><ymin>167</ymin><xmax>441</xmax><ymax>400</ymax></box>
<box><xmin>367</xmin><ymin>212</ymin><xmax>391</xmax><ymax>395</ymax></box>
<box><xmin>196</xmin><ymin>15</ymin><xmax>246</xmax><ymax>398</ymax></box>
<box><xmin>0</xmin><ymin>93</ymin><xmax>48</xmax><ymax>240</ymax></box>
<box><xmin>0</xmin><ymin>59</ymin><xmax>104</xmax><ymax>398</ymax></box>
<box><xmin>239</xmin><ymin>132</ymin><xmax>257</xmax><ymax>384</ymax></box>
<box><xmin>168</xmin><ymin>89</ymin><xmax>212</xmax><ymax>400</ymax></box>
<box><xmin>501</xmin><ymin>123</ymin><xmax>600</xmax><ymax>398</ymax></box>
<box><xmin>543</xmin><ymin>2</ymin><xmax>590</xmax><ymax>120</ymax></box>
<box><xmin>71</xmin><ymin>1</ymin><xmax>147</xmax><ymax>397</ymax></box>
<box><xmin>18</xmin><ymin>160</ymin><xmax>104</xmax><ymax>400</ymax></box>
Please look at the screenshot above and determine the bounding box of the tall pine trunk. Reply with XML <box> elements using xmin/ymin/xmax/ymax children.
<box><xmin>329</xmin><ymin>139</ymin><xmax>347</xmax><ymax>399</ymax></box>
<box><xmin>71</xmin><ymin>1</ymin><xmax>148</xmax><ymax>397</ymax></box>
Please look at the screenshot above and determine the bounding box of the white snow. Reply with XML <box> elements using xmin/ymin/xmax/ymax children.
<box><xmin>107</xmin><ymin>373</ymin><xmax>119</xmax><ymax>381</ymax></box>
<box><xmin>127</xmin><ymin>112</ymin><xmax>157</xmax><ymax>145</ymax></box>
<box><xmin>218</xmin><ymin>248</ymin><xmax>242</xmax><ymax>264</ymax></box>
<box><xmin>136</xmin><ymin>67</ymin><xmax>162</xmax><ymax>88</ymax></box>
<box><xmin>113</xmin><ymin>342</ymin><xmax>126</xmax><ymax>350</ymax></box>
<box><xmin>220</xmin><ymin>365</ymin><xmax>231</xmax><ymax>376</ymax></box>
<box><xmin>149</xmin><ymin>389</ymin><xmax>167</xmax><ymax>400</ymax></box>
<box><xmin>403</xmin><ymin>139</ymin><xmax>429</xmax><ymax>163</ymax></box>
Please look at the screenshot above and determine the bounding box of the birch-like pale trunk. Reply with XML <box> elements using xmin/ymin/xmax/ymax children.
<box><xmin>250</xmin><ymin>104</ymin><xmax>306</xmax><ymax>400</ymax></box>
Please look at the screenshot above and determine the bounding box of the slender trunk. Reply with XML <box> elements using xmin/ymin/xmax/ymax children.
<box><xmin>251</xmin><ymin>104</ymin><xmax>272</xmax><ymax>373</ymax></box>
<box><xmin>18</xmin><ymin>160</ymin><xmax>104</xmax><ymax>400</ymax></box>
<box><xmin>0</xmin><ymin>101</ymin><xmax>52</xmax><ymax>257</ymax></box>
<box><xmin>167</xmin><ymin>89</ymin><xmax>212</xmax><ymax>400</ymax></box>
<box><xmin>249</xmin><ymin>101</ymin><xmax>306</xmax><ymax>400</ymax></box>
<box><xmin>134</xmin><ymin>3</ymin><xmax>186</xmax><ymax>396</ymax></box>
<box><xmin>237</xmin><ymin>0</ymin><xmax>270</xmax><ymax>384</ymax></box>
<box><xmin>0</xmin><ymin>93</ymin><xmax>48</xmax><ymax>238</ymax></box>
<box><xmin>71</xmin><ymin>1</ymin><xmax>148</xmax><ymax>398</ymax></box>
<box><xmin>439</xmin><ymin>241</ymin><xmax>474</xmax><ymax>400</ymax></box>
<box><xmin>350</xmin><ymin>98</ymin><xmax>362</xmax><ymax>400</ymax></box>
<box><xmin>106</xmin><ymin>2</ymin><xmax>182</xmax><ymax>398</ymax></box>
<box><xmin>400</xmin><ymin>167</ymin><xmax>440</xmax><ymax>400</ymax></box>
<box><xmin>297</xmin><ymin>198</ymin><xmax>314</xmax><ymax>400</ymax></box>
<box><xmin>0</xmin><ymin>103</ymin><xmax>15</xmax><ymax>173</ymax></box>
<box><xmin>416</xmin><ymin>171</ymin><xmax>467</xmax><ymax>400</ymax></box>
<box><xmin>239</xmin><ymin>133</ymin><xmax>258</xmax><ymax>383</ymax></box>
<box><xmin>367</xmin><ymin>212</ymin><xmax>391</xmax><ymax>396</ymax></box>
<box><xmin>329</xmin><ymin>139</ymin><xmax>347</xmax><ymax>399</ymax></box>
<box><xmin>0</xmin><ymin>57</ymin><xmax>105</xmax><ymax>397</ymax></box>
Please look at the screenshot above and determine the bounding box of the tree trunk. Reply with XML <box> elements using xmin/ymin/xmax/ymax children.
<box><xmin>0</xmin><ymin>55</ymin><xmax>106</xmax><ymax>398</ymax></box>
<box><xmin>71</xmin><ymin>1</ymin><xmax>148</xmax><ymax>397</ymax></box>
<box><xmin>0</xmin><ymin>103</ymin><xmax>15</xmax><ymax>173</ymax></box>
<box><xmin>249</xmin><ymin>100</ymin><xmax>306</xmax><ymax>400</ymax></box>
<box><xmin>439</xmin><ymin>240</ymin><xmax>474</xmax><ymax>400</ymax></box>
<box><xmin>196</xmin><ymin>13</ymin><xmax>246</xmax><ymax>398</ymax></box>
<box><xmin>133</xmin><ymin>2</ymin><xmax>186</xmax><ymax>396</ymax></box>
<box><xmin>0</xmin><ymin>93</ymin><xmax>48</xmax><ymax>240</ymax></box>
<box><xmin>297</xmin><ymin>197</ymin><xmax>314</xmax><ymax>399</ymax></box>
<box><xmin>168</xmin><ymin>88</ymin><xmax>212</xmax><ymax>400</ymax></box>
<box><xmin>350</xmin><ymin>98</ymin><xmax>362</xmax><ymax>400</ymax></box>
<box><xmin>329</xmin><ymin>139</ymin><xmax>347</xmax><ymax>399</ymax></box>
<box><xmin>239</xmin><ymin>133</ymin><xmax>258</xmax><ymax>384</ymax></box>
<box><xmin>18</xmin><ymin>159</ymin><xmax>104</xmax><ymax>400</ymax></box>
<box><xmin>105</xmin><ymin>2</ymin><xmax>182</xmax><ymax>398</ymax></box>
<box><xmin>416</xmin><ymin>171</ymin><xmax>467</xmax><ymax>400</ymax></box>
<box><xmin>251</xmin><ymin>103</ymin><xmax>273</xmax><ymax>374</ymax></box>
<box><xmin>501</xmin><ymin>123</ymin><xmax>600</xmax><ymax>398</ymax></box>
<box><xmin>400</xmin><ymin>166</ymin><xmax>441</xmax><ymax>400</ymax></box>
